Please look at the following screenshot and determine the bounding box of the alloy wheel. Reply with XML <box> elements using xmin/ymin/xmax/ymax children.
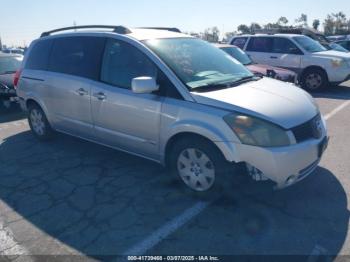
<box><xmin>177</xmin><ymin>148</ymin><xmax>215</xmax><ymax>191</ymax></box>
<box><xmin>30</xmin><ymin>109</ymin><xmax>45</xmax><ymax>136</ymax></box>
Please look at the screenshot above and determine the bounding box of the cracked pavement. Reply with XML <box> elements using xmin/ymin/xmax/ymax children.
<box><xmin>0</xmin><ymin>83</ymin><xmax>350</xmax><ymax>260</ymax></box>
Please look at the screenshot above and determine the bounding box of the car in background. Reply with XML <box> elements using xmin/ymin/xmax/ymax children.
<box><xmin>2</xmin><ymin>48</ymin><xmax>25</xmax><ymax>55</ymax></box>
<box><xmin>327</xmin><ymin>35</ymin><xmax>349</xmax><ymax>42</ymax></box>
<box><xmin>334</xmin><ymin>40</ymin><xmax>350</xmax><ymax>51</ymax></box>
<box><xmin>326</xmin><ymin>42</ymin><xmax>349</xmax><ymax>53</ymax></box>
<box><xmin>243</xmin><ymin>27</ymin><xmax>349</xmax><ymax>53</ymax></box>
<box><xmin>230</xmin><ymin>34</ymin><xmax>350</xmax><ymax>91</ymax></box>
<box><xmin>0</xmin><ymin>52</ymin><xmax>23</xmax><ymax>109</ymax></box>
<box><xmin>215</xmin><ymin>44</ymin><xmax>297</xmax><ymax>83</ymax></box>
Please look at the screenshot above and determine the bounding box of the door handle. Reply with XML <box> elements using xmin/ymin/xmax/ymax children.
<box><xmin>93</xmin><ymin>92</ymin><xmax>106</xmax><ymax>100</ymax></box>
<box><xmin>270</xmin><ymin>56</ymin><xmax>278</xmax><ymax>59</ymax></box>
<box><xmin>76</xmin><ymin>88</ymin><xmax>88</xmax><ymax>96</ymax></box>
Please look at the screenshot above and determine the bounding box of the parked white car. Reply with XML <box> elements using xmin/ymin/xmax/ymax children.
<box><xmin>230</xmin><ymin>34</ymin><xmax>350</xmax><ymax>91</ymax></box>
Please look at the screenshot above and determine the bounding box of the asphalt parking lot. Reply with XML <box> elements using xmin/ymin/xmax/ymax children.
<box><xmin>1</xmin><ymin>82</ymin><xmax>350</xmax><ymax>261</ymax></box>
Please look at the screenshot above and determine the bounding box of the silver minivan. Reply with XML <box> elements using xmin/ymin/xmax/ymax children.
<box><xmin>16</xmin><ymin>26</ymin><xmax>328</xmax><ymax>191</ymax></box>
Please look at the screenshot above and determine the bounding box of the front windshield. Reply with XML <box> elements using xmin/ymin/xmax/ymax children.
<box><xmin>220</xmin><ymin>47</ymin><xmax>253</xmax><ymax>65</ymax></box>
<box><xmin>144</xmin><ymin>38</ymin><xmax>253</xmax><ymax>90</ymax></box>
<box><xmin>293</xmin><ymin>36</ymin><xmax>327</xmax><ymax>53</ymax></box>
<box><xmin>0</xmin><ymin>56</ymin><xmax>23</xmax><ymax>74</ymax></box>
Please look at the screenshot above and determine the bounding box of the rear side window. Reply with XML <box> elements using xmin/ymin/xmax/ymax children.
<box><xmin>101</xmin><ymin>39</ymin><xmax>157</xmax><ymax>89</ymax></box>
<box><xmin>48</xmin><ymin>36</ymin><xmax>105</xmax><ymax>80</ymax></box>
<box><xmin>272</xmin><ymin>38</ymin><xmax>303</xmax><ymax>54</ymax></box>
<box><xmin>246</xmin><ymin>37</ymin><xmax>273</xmax><ymax>52</ymax></box>
<box><xmin>25</xmin><ymin>40</ymin><xmax>53</xmax><ymax>70</ymax></box>
<box><xmin>231</xmin><ymin>37</ymin><xmax>248</xmax><ymax>49</ymax></box>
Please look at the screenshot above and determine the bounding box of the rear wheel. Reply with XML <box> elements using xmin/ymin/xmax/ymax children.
<box><xmin>28</xmin><ymin>104</ymin><xmax>54</xmax><ymax>141</ymax></box>
<box><xmin>169</xmin><ymin>137</ymin><xmax>229</xmax><ymax>192</ymax></box>
<box><xmin>301</xmin><ymin>68</ymin><xmax>328</xmax><ymax>91</ymax></box>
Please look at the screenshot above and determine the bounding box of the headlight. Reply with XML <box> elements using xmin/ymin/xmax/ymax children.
<box><xmin>224</xmin><ymin>113</ymin><xmax>291</xmax><ymax>147</ymax></box>
<box><xmin>331</xmin><ymin>58</ymin><xmax>347</xmax><ymax>68</ymax></box>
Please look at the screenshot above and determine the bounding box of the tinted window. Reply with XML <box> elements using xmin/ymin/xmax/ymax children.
<box><xmin>101</xmin><ymin>39</ymin><xmax>157</xmax><ymax>89</ymax></box>
<box><xmin>26</xmin><ymin>40</ymin><xmax>53</xmax><ymax>70</ymax></box>
<box><xmin>246</xmin><ymin>37</ymin><xmax>273</xmax><ymax>52</ymax></box>
<box><xmin>272</xmin><ymin>38</ymin><xmax>303</xmax><ymax>54</ymax></box>
<box><xmin>231</xmin><ymin>37</ymin><xmax>248</xmax><ymax>49</ymax></box>
<box><xmin>48</xmin><ymin>36</ymin><xmax>105</xmax><ymax>80</ymax></box>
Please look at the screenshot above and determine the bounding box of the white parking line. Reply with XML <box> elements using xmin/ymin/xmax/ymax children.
<box><xmin>324</xmin><ymin>100</ymin><xmax>350</xmax><ymax>120</ymax></box>
<box><xmin>122</xmin><ymin>201</ymin><xmax>212</xmax><ymax>256</ymax></box>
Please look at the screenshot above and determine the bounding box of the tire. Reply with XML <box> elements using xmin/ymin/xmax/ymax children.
<box><xmin>169</xmin><ymin>137</ymin><xmax>230</xmax><ymax>193</ymax></box>
<box><xmin>301</xmin><ymin>68</ymin><xmax>328</xmax><ymax>91</ymax></box>
<box><xmin>27</xmin><ymin>104</ymin><xmax>54</xmax><ymax>141</ymax></box>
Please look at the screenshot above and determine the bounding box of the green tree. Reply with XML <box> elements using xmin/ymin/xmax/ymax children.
<box><xmin>277</xmin><ymin>17</ymin><xmax>289</xmax><ymax>26</ymax></box>
<box><xmin>312</xmin><ymin>19</ymin><xmax>320</xmax><ymax>30</ymax></box>
<box><xmin>333</xmin><ymin>12</ymin><xmax>347</xmax><ymax>34</ymax></box>
<box><xmin>237</xmin><ymin>24</ymin><xmax>251</xmax><ymax>34</ymax></box>
<box><xmin>323</xmin><ymin>15</ymin><xmax>335</xmax><ymax>35</ymax></box>
<box><xmin>250</xmin><ymin>23</ymin><xmax>262</xmax><ymax>33</ymax></box>
<box><xmin>295</xmin><ymin>14</ymin><xmax>308</xmax><ymax>26</ymax></box>
<box><xmin>202</xmin><ymin>27</ymin><xmax>220</xmax><ymax>42</ymax></box>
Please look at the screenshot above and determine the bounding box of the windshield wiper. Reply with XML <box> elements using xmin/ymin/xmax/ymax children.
<box><xmin>191</xmin><ymin>75</ymin><xmax>260</xmax><ymax>92</ymax></box>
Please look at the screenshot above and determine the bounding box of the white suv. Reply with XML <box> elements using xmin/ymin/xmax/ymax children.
<box><xmin>230</xmin><ymin>34</ymin><xmax>350</xmax><ymax>91</ymax></box>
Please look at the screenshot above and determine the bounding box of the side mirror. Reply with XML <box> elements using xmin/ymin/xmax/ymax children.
<box><xmin>131</xmin><ymin>77</ymin><xmax>159</xmax><ymax>94</ymax></box>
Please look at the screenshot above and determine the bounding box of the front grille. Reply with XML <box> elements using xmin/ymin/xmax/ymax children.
<box><xmin>292</xmin><ymin>114</ymin><xmax>321</xmax><ymax>143</ymax></box>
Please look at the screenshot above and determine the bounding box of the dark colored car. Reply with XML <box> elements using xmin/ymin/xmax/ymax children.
<box><xmin>335</xmin><ymin>40</ymin><xmax>350</xmax><ymax>51</ymax></box>
<box><xmin>216</xmin><ymin>44</ymin><xmax>297</xmax><ymax>83</ymax></box>
<box><xmin>0</xmin><ymin>53</ymin><xmax>23</xmax><ymax>108</ymax></box>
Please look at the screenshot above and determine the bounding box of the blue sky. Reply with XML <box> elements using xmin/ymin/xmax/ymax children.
<box><xmin>1</xmin><ymin>0</ymin><xmax>349</xmax><ymax>46</ymax></box>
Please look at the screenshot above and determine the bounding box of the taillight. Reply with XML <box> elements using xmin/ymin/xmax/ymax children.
<box><xmin>13</xmin><ymin>69</ymin><xmax>22</xmax><ymax>88</ymax></box>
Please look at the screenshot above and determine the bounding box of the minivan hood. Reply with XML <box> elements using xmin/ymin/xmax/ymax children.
<box><xmin>191</xmin><ymin>77</ymin><xmax>318</xmax><ymax>129</ymax></box>
<box><xmin>313</xmin><ymin>50</ymin><xmax>350</xmax><ymax>59</ymax></box>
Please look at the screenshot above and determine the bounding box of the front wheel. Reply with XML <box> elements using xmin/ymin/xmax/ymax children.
<box><xmin>169</xmin><ymin>138</ymin><xmax>228</xmax><ymax>192</ymax></box>
<box><xmin>28</xmin><ymin>104</ymin><xmax>54</xmax><ymax>141</ymax></box>
<box><xmin>301</xmin><ymin>69</ymin><xmax>328</xmax><ymax>91</ymax></box>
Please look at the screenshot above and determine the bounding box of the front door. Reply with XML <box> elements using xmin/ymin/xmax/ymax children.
<box><xmin>91</xmin><ymin>38</ymin><xmax>163</xmax><ymax>160</ymax></box>
<box><xmin>267</xmin><ymin>37</ymin><xmax>302</xmax><ymax>73</ymax></box>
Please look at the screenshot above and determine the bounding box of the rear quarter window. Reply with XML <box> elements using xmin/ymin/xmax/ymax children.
<box><xmin>48</xmin><ymin>36</ymin><xmax>105</xmax><ymax>80</ymax></box>
<box><xmin>25</xmin><ymin>39</ymin><xmax>53</xmax><ymax>70</ymax></box>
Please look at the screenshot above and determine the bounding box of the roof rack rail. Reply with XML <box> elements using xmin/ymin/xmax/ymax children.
<box><xmin>40</xmin><ymin>25</ymin><xmax>132</xmax><ymax>38</ymax></box>
<box><xmin>138</xmin><ymin>27</ymin><xmax>181</xmax><ymax>33</ymax></box>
